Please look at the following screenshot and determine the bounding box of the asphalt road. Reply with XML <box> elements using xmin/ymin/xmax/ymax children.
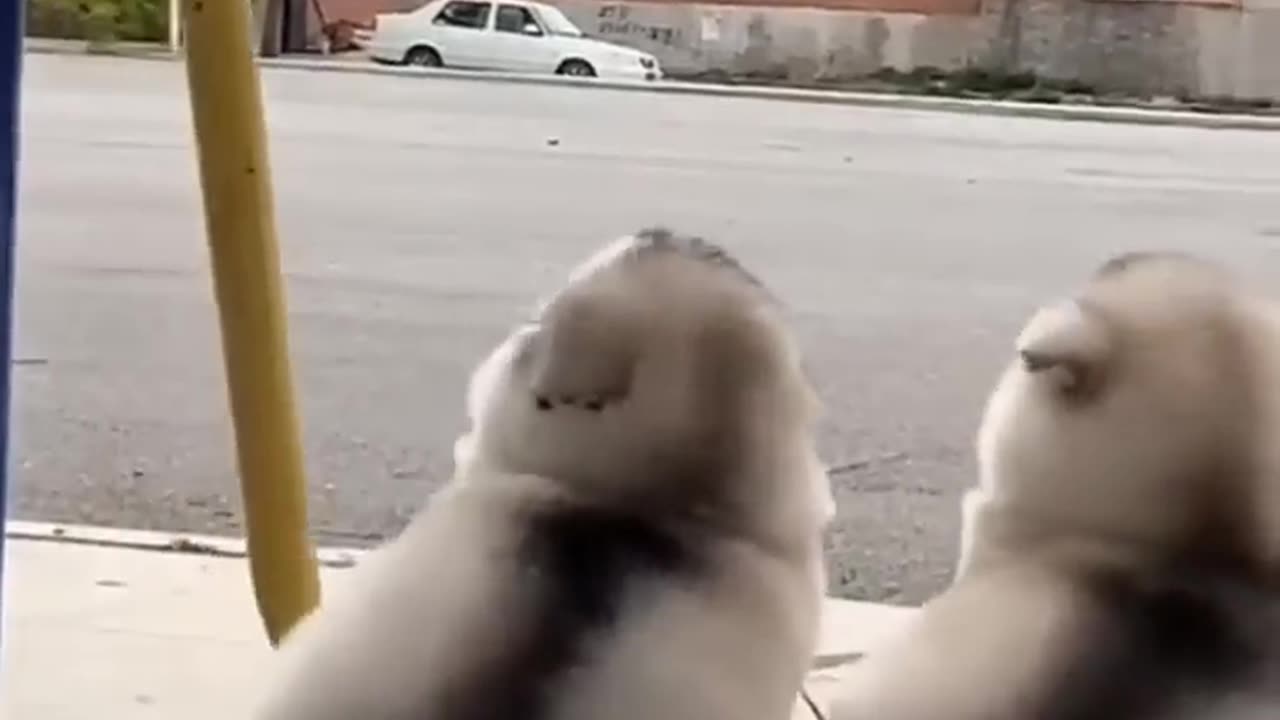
<box><xmin>15</xmin><ymin>53</ymin><xmax>1280</xmax><ymax>604</ymax></box>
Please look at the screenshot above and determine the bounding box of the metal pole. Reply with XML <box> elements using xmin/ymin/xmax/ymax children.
<box><xmin>0</xmin><ymin>0</ymin><xmax>23</xmax><ymax>656</ymax></box>
<box><xmin>180</xmin><ymin>0</ymin><xmax>321</xmax><ymax>646</ymax></box>
<box><xmin>260</xmin><ymin>0</ymin><xmax>285</xmax><ymax>58</ymax></box>
<box><xmin>168</xmin><ymin>0</ymin><xmax>182</xmax><ymax>54</ymax></box>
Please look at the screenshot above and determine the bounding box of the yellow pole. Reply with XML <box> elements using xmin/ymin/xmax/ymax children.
<box><xmin>181</xmin><ymin>0</ymin><xmax>321</xmax><ymax>646</ymax></box>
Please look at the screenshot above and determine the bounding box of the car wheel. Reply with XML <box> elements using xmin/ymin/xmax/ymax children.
<box><xmin>404</xmin><ymin>46</ymin><xmax>443</xmax><ymax>68</ymax></box>
<box><xmin>556</xmin><ymin>59</ymin><xmax>596</xmax><ymax>78</ymax></box>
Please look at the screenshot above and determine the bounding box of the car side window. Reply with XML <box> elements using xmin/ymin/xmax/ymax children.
<box><xmin>494</xmin><ymin>5</ymin><xmax>541</xmax><ymax>35</ymax></box>
<box><xmin>433</xmin><ymin>1</ymin><xmax>492</xmax><ymax>29</ymax></box>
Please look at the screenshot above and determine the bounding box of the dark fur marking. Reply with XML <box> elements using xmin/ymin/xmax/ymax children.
<box><xmin>1095</xmin><ymin>251</ymin><xmax>1173</xmax><ymax>277</ymax></box>
<box><xmin>1094</xmin><ymin>250</ymin><xmax>1214</xmax><ymax>279</ymax></box>
<box><xmin>439</xmin><ymin>504</ymin><xmax>701</xmax><ymax>720</ymax></box>
<box><xmin>1040</xmin><ymin>567</ymin><xmax>1271</xmax><ymax>720</ymax></box>
<box><xmin>530</xmin><ymin>394</ymin><xmax>615</xmax><ymax>412</ymax></box>
<box><xmin>631</xmin><ymin>226</ymin><xmax>768</xmax><ymax>292</ymax></box>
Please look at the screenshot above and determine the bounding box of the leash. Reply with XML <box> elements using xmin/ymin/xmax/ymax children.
<box><xmin>800</xmin><ymin>687</ymin><xmax>826</xmax><ymax>720</ymax></box>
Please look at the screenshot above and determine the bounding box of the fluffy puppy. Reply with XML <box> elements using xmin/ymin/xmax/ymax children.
<box><xmin>831</xmin><ymin>251</ymin><xmax>1280</xmax><ymax>720</ymax></box>
<box><xmin>251</xmin><ymin>227</ymin><xmax>835</xmax><ymax>720</ymax></box>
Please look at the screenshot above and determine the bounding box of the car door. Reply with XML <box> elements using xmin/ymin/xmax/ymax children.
<box><xmin>489</xmin><ymin>4</ymin><xmax>558</xmax><ymax>74</ymax></box>
<box><xmin>425</xmin><ymin>0</ymin><xmax>496</xmax><ymax>69</ymax></box>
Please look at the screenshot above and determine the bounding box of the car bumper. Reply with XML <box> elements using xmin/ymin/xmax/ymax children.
<box><xmin>599</xmin><ymin>65</ymin><xmax>663</xmax><ymax>81</ymax></box>
<box><xmin>367</xmin><ymin>48</ymin><xmax>399</xmax><ymax>63</ymax></box>
<box><xmin>361</xmin><ymin>37</ymin><xmax>404</xmax><ymax>63</ymax></box>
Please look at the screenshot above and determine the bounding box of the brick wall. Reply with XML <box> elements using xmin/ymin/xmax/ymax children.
<box><xmin>318</xmin><ymin>0</ymin><xmax>419</xmax><ymax>25</ymax></box>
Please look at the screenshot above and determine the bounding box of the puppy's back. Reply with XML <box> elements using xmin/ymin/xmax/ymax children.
<box><xmin>1038</xmin><ymin>560</ymin><xmax>1280</xmax><ymax>720</ymax></box>
<box><xmin>834</xmin><ymin>552</ymin><xmax>1280</xmax><ymax>720</ymax></box>
<box><xmin>256</xmin><ymin>471</ymin><xmax>819</xmax><ymax>720</ymax></box>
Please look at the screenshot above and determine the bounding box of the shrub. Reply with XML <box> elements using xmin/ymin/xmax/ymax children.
<box><xmin>27</xmin><ymin>0</ymin><xmax>168</xmax><ymax>45</ymax></box>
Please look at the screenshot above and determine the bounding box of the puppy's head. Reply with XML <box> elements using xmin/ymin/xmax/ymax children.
<box><xmin>455</xmin><ymin>228</ymin><xmax>833</xmax><ymax>543</ymax></box>
<box><xmin>976</xmin><ymin>252</ymin><xmax>1278</xmax><ymax>569</ymax></box>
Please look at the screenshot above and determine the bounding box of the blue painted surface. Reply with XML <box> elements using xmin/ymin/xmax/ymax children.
<box><xmin>0</xmin><ymin>0</ymin><xmax>25</xmax><ymax>653</ymax></box>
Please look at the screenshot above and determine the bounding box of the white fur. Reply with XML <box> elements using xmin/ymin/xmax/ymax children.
<box><xmin>251</xmin><ymin>231</ymin><xmax>834</xmax><ymax>720</ymax></box>
<box><xmin>833</xmin><ymin>252</ymin><xmax>1280</xmax><ymax>720</ymax></box>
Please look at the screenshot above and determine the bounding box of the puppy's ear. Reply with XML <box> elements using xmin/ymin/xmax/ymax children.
<box><xmin>1015</xmin><ymin>299</ymin><xmax>1111</xmax><ymax>397</ymax></box>
<box><xmin>527</xmin><ymin>300</ymin><xmax>634</xmax><ymax>412</ymax></box>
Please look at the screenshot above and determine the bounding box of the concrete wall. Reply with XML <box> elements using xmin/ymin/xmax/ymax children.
<box><xmin>970</xmin><ymin>0</ymin><xmax>1280</xmax><ymax>100</ymax></box>
<box><xmin>319</xmin><ymin>0</ymin><xmax>1280</xmax><ymax>100</ymax></box>
<box><xmin>554</xmin><ymin>0</ymin><xmax>977</xmax><ymax>78</ymax></box>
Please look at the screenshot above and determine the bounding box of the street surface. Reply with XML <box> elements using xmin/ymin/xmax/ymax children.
<box><xmin>16</xmin><ymin>53</ymin><xmax>1280</xmax><ymax>603</ymax></box>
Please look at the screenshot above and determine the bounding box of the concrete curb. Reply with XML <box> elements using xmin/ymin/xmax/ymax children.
<box><xmin>3</xmin><ymin>519</ymin><xmax>910</xmax><ymax>669</ymax></box>
<box><xmin>3</xmin><ymin>519</ymin><xmax>367</xmax><ymax>568</ymax></box>
<box><xmin>23</xmin><ymin>37</ymin><xmax>1280</xmax><ymax>131</ymax></box>
<box><xmin>259</xmin><ymin>57</ymin><xmax>1280</xmax><ymax>131</ymax></box>
<box><xmin>24</xmin><ymin>38</ymin><xmax>177</xmax><ymax>60</ymax></box>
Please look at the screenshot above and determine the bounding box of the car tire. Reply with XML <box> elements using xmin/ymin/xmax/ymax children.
<box><xmin>555</xmin><ymin>59</ymin><xmax>596</xmax><ymax>78</ymax></box>
<box><xmin>404</xmin><ymin>46</ymin><xmax>443</xmax><ymax>68</ymax></box>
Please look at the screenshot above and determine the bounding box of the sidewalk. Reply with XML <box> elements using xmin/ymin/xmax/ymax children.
<box><xmin>0</xmin><ymin>521</ymin><xmax>913</xmax><ymax>719</ymax></box>
<box><xmin>22</xmin><ymin>37</ymin><xmax>1280</xmax><ymax>132</ymax></box>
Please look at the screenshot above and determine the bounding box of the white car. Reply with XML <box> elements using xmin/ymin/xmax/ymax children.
<box><xmin>363</xmin><ymin>0</ymin><xmax>662</xmax><ymax>81</ymax></box>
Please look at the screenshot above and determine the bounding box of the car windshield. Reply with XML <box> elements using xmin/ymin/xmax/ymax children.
<box><xmin>535</xmin><ymin>6</ymin><xmax>583</xmax><ymax>37</ymax></box>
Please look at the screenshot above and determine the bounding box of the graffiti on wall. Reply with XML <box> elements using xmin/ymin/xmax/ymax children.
<box><xmin>595</xmin><ymin>4</ymin><xmax>684</xmax><ymax>47</ymax></box>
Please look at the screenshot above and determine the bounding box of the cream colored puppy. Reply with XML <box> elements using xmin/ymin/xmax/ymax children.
<box><xmin>252</xmin><ymin>227</ymin><xmax>835</xmax><ymax>720</ymax></box>
<box><xmin>832</xmin><ymin>251</ymin><xmax>1280</xmax><ymax>720</ymax></box>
